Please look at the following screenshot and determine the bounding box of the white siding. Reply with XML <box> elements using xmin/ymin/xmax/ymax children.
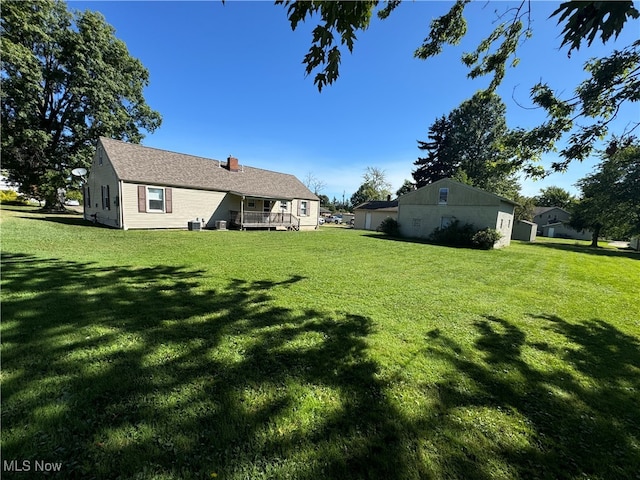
<box><xmin>122</xmin><ymin>183</ymin><xmax>231</xmax><ymax>229</ymax></box>
<box><xmin>293</xmin><ymin>198</ymin><xmax>320</xmax><ymax>230</ymax></box>
<box><xmin>84</xmin><ymin>145</ymin><xmax>121</xmax><ymax>228</ymax></box>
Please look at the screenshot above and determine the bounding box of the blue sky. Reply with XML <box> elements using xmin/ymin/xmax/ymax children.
<box><xmin>70</xmin><ymin>0</ymin><xmax>639</xmax><ymax>201</ymax></box>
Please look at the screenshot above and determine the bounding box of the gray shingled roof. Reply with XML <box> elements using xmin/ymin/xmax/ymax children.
<box><xmin>353</xmin><ymin>200</ymin><xmax>398</xmax><ymax>210</ymax></box>
<box><xmin>100</xmin><ymin>137</ymin><xmax>319</xmax><ymax>201</ymax></box>
<box><xmin>533</xmin><ymin>206</ymin><xmax>569</xmax><ymax>216</ymax></box>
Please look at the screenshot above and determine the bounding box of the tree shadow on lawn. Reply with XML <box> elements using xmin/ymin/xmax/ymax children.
<box><xmin>528</xmin><ymin>240</ymin><xmax>639</xmax><ymax>259</ymax></box>
<box><xmin>423</xmin><ymin>314</ymin><xmax>640</xmax><ymax>479</ymax></box>
<box><xmin>18</xmin><ymin>214</ymin><xmax>98</xmax><ymax>228</ymax></box>
<box><xmin>3</xmin><ymin>253</ymin><xmax>639</xmax><ymax>479</ymax></box>
<box><xmin>0</xmin><ymin>253</ymin><xmax>414</xmax><ymax>479</ymax></box>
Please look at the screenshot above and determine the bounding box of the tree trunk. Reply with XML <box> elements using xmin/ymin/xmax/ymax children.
<box><xmin>591</xmin><ymin>225</ymin><xmax>601</xmax><ymax>247</ymax></box>
<box><xmin>41</xmin><ymin>190</ymin><xmax>68</xmax><ymax>212</ymax></box>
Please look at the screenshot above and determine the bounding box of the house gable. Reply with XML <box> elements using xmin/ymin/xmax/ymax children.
<box><xmin>83</xmin><ymin>142</ymin><xmax>121</xmax><ymax>228</ymax></box>
<box><xmin>533</xmin><ymin>207</ymin><xmax>571</xmax><ymax>226</ymax></box>
<box><xmin>398</xmin><ymin>178</ymin><xmax>518</xmax><ymax>208</ymax></box>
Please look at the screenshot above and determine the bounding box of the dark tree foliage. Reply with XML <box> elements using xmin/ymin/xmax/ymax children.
<box><xmin>514</xmin><ymin>195</ymin><xmax>535</xmax><ymax>222</ymax></box>
<box><xmin>533</xmin><ymin>186</ymin><xmax>577</xmax><ymax>210</ymax></box>
<box><xmin>396</xmin><ymin>179</ymin><xmax>415</xmax><ymax>197</ymax></box>
<box><xmin>571</xmin><ymin>137</ymin><xmax>640</xmax><ymax>246</ymax></box>
<box><xmin>276</xmin><ymin>0</ymin><xmax>378</xmax><ymax>91</ymax></box>
<box><xmin>413</xmin><ymin>116</ymin><xmax>456</xmax><ymax>188</ymax></box>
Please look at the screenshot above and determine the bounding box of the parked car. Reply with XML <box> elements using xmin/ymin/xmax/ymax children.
<box><xmin>328</xmin><ymin>215</ymin><xmax>343</xmax><ymax>224</ymax></box>
<box><xmin>318</xmin><ymin>217</ymin><xmax>325</xmax><ymax>225</ymax></box>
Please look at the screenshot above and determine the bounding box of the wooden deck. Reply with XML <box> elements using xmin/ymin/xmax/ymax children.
<box><xmin>229</xmin><ymin>211</ymin><xmax>300</xmax><ymax>230</ymax></box>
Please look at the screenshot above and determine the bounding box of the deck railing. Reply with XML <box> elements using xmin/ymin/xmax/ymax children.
<box><xmin>229</xmin><ymin>211</ymin><xmax>300</xmax><ymax>229</ymax></box>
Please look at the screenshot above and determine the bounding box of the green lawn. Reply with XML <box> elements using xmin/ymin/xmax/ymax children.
<box><xmin>2</xmin><ymin>206</ymin><xmax>639</xmax><ymax>480</ymax></box>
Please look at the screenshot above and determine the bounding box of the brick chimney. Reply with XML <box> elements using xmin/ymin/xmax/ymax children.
<box><xmin>226</xmin><ymin>156</ymin><xmax>239</xmax><ymax>172</ymax></box>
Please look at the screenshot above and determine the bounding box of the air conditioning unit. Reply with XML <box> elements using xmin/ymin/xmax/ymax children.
<box><xmin>215</xmin><ymin>220</ymin><xmax>227</xmax><ymax>230</ymax></box>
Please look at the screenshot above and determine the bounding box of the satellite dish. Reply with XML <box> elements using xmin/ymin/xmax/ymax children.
<box><xmin>71</xmin><ymin>168</ymin><xmax>87</xmax><ymax>177</ymax></box>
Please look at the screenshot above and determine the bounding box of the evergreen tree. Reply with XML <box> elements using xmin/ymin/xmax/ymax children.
<box><xmin>413</xmin><ymin>92</ymin><xmax>520</xmax><ymax>198</ymax></box>
<box><xmin>396</xmin><ymin>179</ymin><xmax>415</xmax><ymax>197</ymax></box>
<box><xmin>412</xmin><ymin>116</ymin><xmax>456</xmax><ymax>188</ymax></box>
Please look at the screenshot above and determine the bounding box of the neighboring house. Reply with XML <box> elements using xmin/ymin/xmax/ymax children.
<box><xmin>533</xmin><ymin>207</ymin><xmax>571</xmax><ymax>229</ymax></box>
<box><xmin>533</xmin><ymin>206</ymin><xmax>591</xmax><ymax>240</ymax></box>
<box><xmin>397</xmin><ymin>178</ymin><xmax>518</xmax><ymax>248</ymax></box>
<box><xmin>511</xmin><ymin>220</ymin><xmax>537</xmax><ymax>242</ymax></box>
<box><xmin>353</xmin><ymin>199</ymin><xmax>398</xmax><ymax>231</ymax></box>
<box><xmin>83</xmin><ymin>137</ymin><xmax>320</xmax><ymax>230</ymax></box>
<box><xmin>541</xmin><ymin>222</ymin><xmax>592</xmax><ymax>241</ymax></box>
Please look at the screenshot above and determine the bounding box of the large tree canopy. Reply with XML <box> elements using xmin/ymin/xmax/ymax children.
<box><xmin>571</xmin><ymin>138</ymin><xmax>640</xmax><ymax>246</ymax></box>
<box><xmin>1</xmin><ymin>0</ymin><xmax>161</xmax><ymax>209</ymax></box>
<box><xmin>413</xmin><ymin>92</ymin><xmax>520</xmax><ymax>199</ymax></box>
<box><xmin>278</xmin><ymin>1</ymin><xmax>639</xmax><ymax>173</ymax></box>
<box><xmin>533</xmin><ymin>186</ymin><xmax>577</xmax><ymax>210</ymax></box>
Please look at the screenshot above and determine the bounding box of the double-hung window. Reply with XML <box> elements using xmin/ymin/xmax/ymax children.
<box><xmin>300</xmin><ymin>201</ymin><xmax>308</xmax><ymax>216</ymax></box>
<box><xmin>147</xmin><ymin>187</ymin><xmax>165</xmax><ymax>212</ymax></box>
<box><xmin>138</xmin><ymin>185</ymin><xmax>172</xmax><ymax>213</ymax></box>
<box><xmin>438</xmin><ymin>188</ymin><xmax>448</xmax><ymax>205</ymax></box>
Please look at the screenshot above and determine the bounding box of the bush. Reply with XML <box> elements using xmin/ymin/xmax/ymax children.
<box><xmin>65</xmin><ymin>189</ymin><xmax>83</xmax><ymax>202</ymax></box>
<box><xmin>0</xmin><ymin>190</ymin><xmax>28</xmax><ymax>205</ymax></box>
<box><xmin>377</xmin><ymin>217</ymin><xmax>400</xmax><ymax>236</ymax></box>
<box><xmin>428</xmin><ymin>220</ymin><xmax>476</xmax><ymax>247</ymax></box>
<box><xmin>471</xmin><ymin>228</ymin><xmax>502</xmax><ymax>249</ymax></box>
<box><xmin>427</xmin><ymin>221</ymin><xmax>503</xmax><ymax>249</ymax></box>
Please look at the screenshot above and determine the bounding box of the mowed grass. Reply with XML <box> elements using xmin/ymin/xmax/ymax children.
<box><xmin>1</xmin><ymin>206</ymin><xmax>639</xmax><ymax>480</ymax></box>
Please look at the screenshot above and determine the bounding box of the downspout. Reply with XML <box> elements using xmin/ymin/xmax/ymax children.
<box><xmin>119</xmin><ymin>180</ymin><xmax>126</xmax><ymax>230</ymax></box>
<box><xmin>82</xmin><ymin>182</ymin><xmax>88</xmax><ymax>222</ymax></box>
<box><xmin>241</xmin><ymin>195</ymin><xmax>245</xmax><ymax>230</ymax></box>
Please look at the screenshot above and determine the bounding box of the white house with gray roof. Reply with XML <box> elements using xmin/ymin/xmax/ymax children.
<box><xmin>83</xmin><ymin>138</ymin><xmax>320</xmax><ymax>230</ymax></box>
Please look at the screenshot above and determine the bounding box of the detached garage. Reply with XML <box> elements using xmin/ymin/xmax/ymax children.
<box><xmin>397</xmin><ymin>178</ymin><xmax>518</xmax><ymax>248</ymax></box>
<box><xmin>353</xmin><ymin>199</ymin><xmax>398</xmax><ymax>231</ymax></box>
